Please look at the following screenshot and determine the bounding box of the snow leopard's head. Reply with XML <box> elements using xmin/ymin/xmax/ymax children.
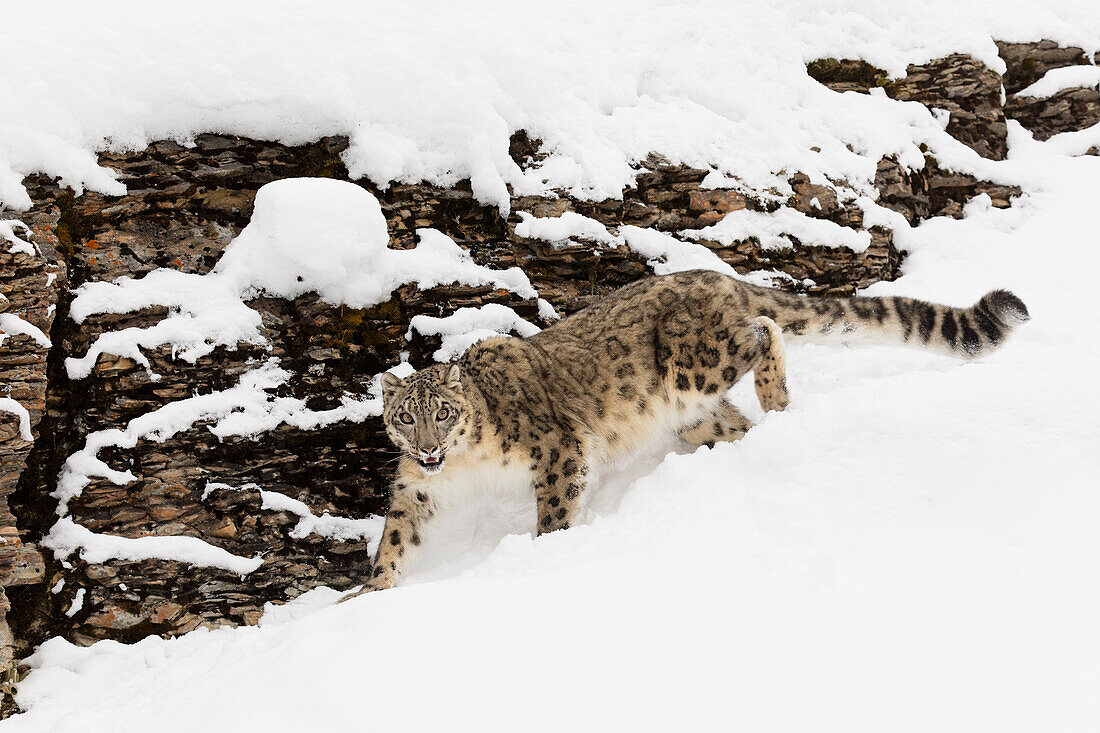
<box><xmin>380</xmin><ymin>364</ymin><xmax>472</xmax><ymax>475</ymax></box>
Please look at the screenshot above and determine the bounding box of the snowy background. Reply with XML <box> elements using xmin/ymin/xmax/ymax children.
<box><xmin>3</xmin><ymin>0</ymin><xmax>1100</xmax><ymax>731</ymax></box>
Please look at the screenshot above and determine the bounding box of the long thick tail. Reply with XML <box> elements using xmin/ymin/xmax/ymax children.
<box><xmin>743</xmin><ymin>286</ymin><xmax>1029</xmax><ymax>358</ymax></box>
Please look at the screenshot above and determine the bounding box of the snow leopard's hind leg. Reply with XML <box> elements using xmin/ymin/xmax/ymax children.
<box><xmin>678</xmin><ymin>316</ymin><xmax>789</xmax><ymax>448</ymax></box>
<box><xmin>534</xmin><ymin>435</ymin><xmax>589</xmax><ymax>535</ymax></box>
<box><xmin>751</xmin><ymin>315</ymin><xmax>789</xmax><ymax>412</ymax></box>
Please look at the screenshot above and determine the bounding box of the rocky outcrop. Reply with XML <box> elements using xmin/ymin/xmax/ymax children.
<box><xmin>997</xmin><ymin>41</ymin><xmax>1100</xmax><ymax>143</ymax></box>
<box><xmin>806</xmin><ymin>53</ymin><xmax>1022</xmax><ymax>221</ymax></box>
<box><xmin>874</xmin><ymin>156</ymin><xmax>1019</xmax><ymax>224</ymax></box>
<box><xmin>885</xmin><ymin>54</ymin><xmax>1009</xmax><ymax>161</ymax></box>
<box><xmin>0</xmin><ymin>230</ymin><xmax>62</xmax><ymax>670</ymax></box>
<box><xmin>808</xmin><ymin>54</ymin><xmax>1009</xmax><ymax>160</ymax></box>
<box><xmin>1005</xmin><ymin>85</ymin><xmax>1100</xmax><ymax>142</ymax></box>
<box><xmin>995</xmin><ymin>40</ymin><xmax>1093</xmax><ymax>95</ymax></box>
<box><xmin>0</xmin><ymin>40</ymin><xmax>1093</xmax><ymax>697</ymax></box>
<box><xmin>808</xmin><ymin>41</ymin><xmax>1100</xmax><ymax>154</ymax></box>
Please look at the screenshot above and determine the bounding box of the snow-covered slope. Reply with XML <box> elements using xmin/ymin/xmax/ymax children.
<box><xmin>6</xmin><ymin>2</ymin><xmax>1100</xmax><ymax>732</ymax></box>
<box><xmin>13</xmin><ymin>138</ymin><xmax>1100</xmax><ymax>733</ymax></box>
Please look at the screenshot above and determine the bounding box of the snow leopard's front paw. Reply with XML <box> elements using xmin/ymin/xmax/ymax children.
<box><xmin>338</xmin><ymin>575</ymin><xmax>393</xmax><ymax>603</ymax></box>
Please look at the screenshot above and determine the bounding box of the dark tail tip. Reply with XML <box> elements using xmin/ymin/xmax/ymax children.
<box><xmin>978</xmin><ymin>289</ymin><xmax>1029</xmax><ymax>324</ymax></box>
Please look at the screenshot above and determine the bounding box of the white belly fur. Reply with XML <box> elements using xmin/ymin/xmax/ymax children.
<box><xmin>589</xmin><ymin>391</ymin><xmax>723</xmax><ymax>466</ymax></box>
<box><xmin>420</xmin><ymin>392</ymin><xmax>721</xmax><ymax>507</ymax></box>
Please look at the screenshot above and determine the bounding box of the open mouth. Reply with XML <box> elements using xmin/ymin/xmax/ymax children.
<box><xmin>417</xmin><ymin>455</ymin><xmax>444</xmax><ymax>473</ymax></box>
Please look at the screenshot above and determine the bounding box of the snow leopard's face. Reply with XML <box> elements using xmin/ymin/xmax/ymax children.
<box><xmin>380</xmin><ymin>364</ymin><xmax>471</xmax><ymax>475</ymax></box>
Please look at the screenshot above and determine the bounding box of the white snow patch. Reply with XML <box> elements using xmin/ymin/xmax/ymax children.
<box><xmin>44</xmin><ymin>518</ymin><xmax>263</xmax><ymax>576</ymax></box>
<box><xmin>260</xmin><ymin>492</ymin><xmax>382</xmax><ymax>546</ymax></box>
<box><xmin>63</xmin><ymin>588</ymin><xmax>84</xmax><ymax>618</ymax></box>
<box><xmin>514</xmin><ymin>210</ymin><xmax>622</xmax><ymax>247</ymax></box>
<box><xmin>537</xmin><ymin>297</ymin><xmax>560</xmax><ymax>321</ymax></box>
<box><xmin>618</xmin><ymin>225</ymin><xmax>781</xmax><ymax>287</ymax></box>
<box><xmin>0</xmin><ymin>313</ymin><xmax>51</xmax><ymax>348</ymax></box>
<box><xmin>408</xmin><ymin>303</ymin><xmax>541</xmax><ymax>362</ymax></box>
<box><xmin>682</xmin><ymin>206</ymin><xmax>873</xmax><ymax>252</ymax></box>
<box><xmin>1017</xmin><ymin>65</ymin><xmax>1100</xmax><ymax>98</ymax></box>
<box><xmin>0</xmin><ymin>397</ymin><xmax>33</xmax><ymax>441</ymax></box>
<box><xmin>0</xmin><ymin>219</ymin><xmax>36</xmax><ymax>255</ymax></box>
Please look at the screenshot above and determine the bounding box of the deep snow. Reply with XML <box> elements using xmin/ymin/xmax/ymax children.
<box><xmin>16</xmin><ymin>132</ymin><xmax>1100</xmax><ymax>733</ymax></box>
<box><xmin>3</xmin><ymin>1</ymin><xmax>1100</xmax><ymax>731</ymax></box>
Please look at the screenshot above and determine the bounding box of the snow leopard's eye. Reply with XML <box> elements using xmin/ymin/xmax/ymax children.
<box><xmin>399</xmin><ymin>412</ymin><xmax>414</xmax><ymax>425</ymax></box>
<box><xmin>436</xmin><ymin>407</ymin><xmax>449</xmax><ymax>421</ymax></box>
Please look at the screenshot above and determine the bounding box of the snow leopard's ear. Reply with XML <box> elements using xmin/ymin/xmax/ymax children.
<box><xmin>446</xmin><ymin>364</ymin><xmax>463</xmax><ymax>392</ymax></box>
<box><xmin>380</xmin><ymin>372</ymin><xmax>404</xmax><ymax>400</ymax></box>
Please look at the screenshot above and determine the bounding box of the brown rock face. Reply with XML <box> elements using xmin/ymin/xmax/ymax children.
<box><xmin>803</xmin><ymin>58</ymin><xmax>887</xmax><ymax>94</ymax></box>
<box><xmin>808</xmin><ymin>54</ymin><xmax>1008</xmax><ymax>160</ymax></box>
<box><xmin>996</xmin><ymin>40</ymin><xmax>1090</xmax><ymax>96</ymax></box>
<box><xmin>1006</xmin><ymin>87</ymin><xmax>1100</xmax><ymax>142</ymax></box>
<box><xmin>0</xmin><ymin>227</ymin><xmax>63</xmax><ymax>669</ymax></box>
<box><xmin>996</xmin><ymin>40</ymin><xmax>1100</xmax><ymax>143</ymax></box>
<box><xmin>884</xmin><ymin>54</ymin><xmax>1009</xmax><ymax>161</ymax></box>
<box><xmin>874</xmin><ymin>156</ymin><xmax>1020</xmax><ymax>225</ymax></box>
<box><xmin>809</xmin><ymin>43</ymin><xmax>1100</xmax><ymax>158</ymax></box>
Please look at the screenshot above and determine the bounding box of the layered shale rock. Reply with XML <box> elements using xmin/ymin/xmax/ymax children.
<box><xmin>807</xmin><ymin>52</ymin><xmax>1022</xmax><ymax>219</ymax></box>
<box><xmin>997</xmin><ymin>41</ymin><xmax>1100</xmax><ymax>143</ymax></box>
<box><xmin>0</xmin><ymin>228</ymin><xmax>62</xmax><ymax>670</ymax></box>
<box><xmin>995</xmin><ymin>40</ymin><xmax>1093</xmax><ymax>95</ymax></box>
<box><xmin>809</xmin><ymin>42</ymin><xmax>1100</xmax><ymax>151</ymax></box>
<box><xmin>808</xmin><ymin>53</ymin><xmax>1009</xmax><ymax>160</ymax></box>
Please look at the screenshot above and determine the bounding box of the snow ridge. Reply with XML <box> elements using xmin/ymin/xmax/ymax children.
<box><xmin>3</xmin><ymin>1</ymin><xmax>1096</xmax><ymax>216</ymax></box>
<box><xmin>0</xmin><ymin>312</ymin><xmax>51</xmax><ymax>349</ymax></box>
<box><xmin>0</xmin><ymin>397</ymin><xmax>33</xmax><ymax>441</ymax></box>
<box><xmin>204</xmin><ymin>482</ymin><xmax>384</xmax><ymax>549</ymax></box>
<box><xmin>45</xmin><ymin>518</ymin><xmax>263</xmax><ymax>577</ymax></box>
<box><xmin>408</xmin><ymin>303</ymin><xmax>541</xmax><ymax>362</ymax></box>
<box><xmin>0</xmin><ymin>219</ymin><xmax>36</xmax><ymax>256</ymax></box>
<box><xmin>1017</xmin><ymin>65</ymin><xmax>1100</xmax><ymax>98</ymax></box>
<box><xmin>681</xmin><ymin>206</ymin><xmax>873</xmax><ymax>253</ymax></box>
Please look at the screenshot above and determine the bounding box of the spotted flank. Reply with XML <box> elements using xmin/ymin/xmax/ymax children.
<box><xmin>346</xmin><ymin>270</ymin><xmax>1028</xmax><ymax>596</ymax></box>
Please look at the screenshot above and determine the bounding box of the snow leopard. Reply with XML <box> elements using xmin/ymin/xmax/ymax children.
<box><xmin>347</xmin><ymin>269</ymin><xmax>1028</xmax><ymax>595</ymax></box>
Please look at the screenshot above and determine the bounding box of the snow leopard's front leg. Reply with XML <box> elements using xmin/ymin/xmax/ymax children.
<box><xmin>343</xmin><ymin>477</ymin><xmax>434</xmax><ymax>599</ymax></box>
<box><xmin>534</xmin><ymin>437</ymin><xmax>588</xmax><ymax>535</ymax></box>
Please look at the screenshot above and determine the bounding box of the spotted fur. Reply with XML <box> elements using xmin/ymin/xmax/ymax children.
<box><xmin>346</xmin><ymin>271</ymin><xmax>1027</xmax><ymax>595</ymax></box>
